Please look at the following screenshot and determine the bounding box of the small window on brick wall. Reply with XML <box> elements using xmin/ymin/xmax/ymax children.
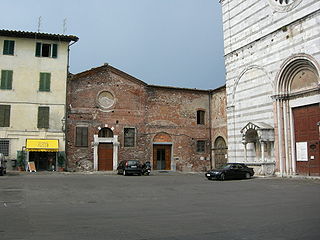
<box><xmin>197</xmin><ymin>110</ymin><xmax>205</xmax><ymax>125</ymax></box>
<box><xmin>76</xmin><ymin>127</ymin><xmax>88</xmax><ymax>147</ymax></box>
<box><xmin>124</xmin><ymin>128</ymin><xmax>135</xmax><ymax>147</ymax></box>
<box><xmin>196</xmin><ymin>140</ymin><xmax>206</xmax><ymax>153</ymax></box>
<box><xmin>0</xmin><ymin>139</ymin><xmax>9</xmax><ymax>156</ymax></box>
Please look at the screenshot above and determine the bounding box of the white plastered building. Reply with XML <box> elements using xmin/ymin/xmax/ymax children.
<box><xmin>0</xmin><ymin>30</ymin><xmax>78</xmax><ymax>171</ymax></box>
<box><xmin>220</xmin><ymin>0</ymin><xmax>320</xmax><ymax>176</ymax></box>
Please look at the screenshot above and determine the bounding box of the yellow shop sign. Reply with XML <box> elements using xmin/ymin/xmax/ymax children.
<box><xmin>26</xmin><ymin>139</ymin><xmax>59</xmax><ymax>152</ymax></box>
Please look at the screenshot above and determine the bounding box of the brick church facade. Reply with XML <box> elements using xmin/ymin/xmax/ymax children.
<box><xmin>66</xmin><ymin>64</ymin><xmax>227</xmax><ymax>172</ymax></box>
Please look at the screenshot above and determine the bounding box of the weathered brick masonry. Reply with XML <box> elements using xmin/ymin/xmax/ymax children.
<box><xmin>66</xmin><ymin>64</ymin><xmax>227</xmax><ymax>172</ymax></box>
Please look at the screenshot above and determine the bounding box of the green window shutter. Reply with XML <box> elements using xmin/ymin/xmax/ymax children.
<box><xmin>38</xmin><ymin>107</ymin><xmax>49</xmax><ymax>129</ymax></box>
<box><xmin>52</xmin><ymin>44</ymin><xmax>58</xmax><ymax>58</ymax></box>
<box><xmin>0</xmin><ymin>105</ymin><xmax>10</xmax><ymax>127</ymax></box>
<box><xmin>1</xmin><ymin>70</ymin><xmax>13</xmax><ymax>90</ymax></box>
<box><xmin>35</xmin><ymin>42</ymin><xmax>41</xmax><ymax>57</ymax></box>
<box><xmin>9</xmin><ymin>41</ymin><xmax>15</xmax><ymax>55</ymax></box>
<box><xmin>3</xmin><ymin>40</ymin><xmax>9</xmax><ymax>54</ymax></box>
<box><xmin>3</xmin><ymin>40</ymin><xmax>14</xmax><ymax>55</ymax></box>
<box><xmin>39</xmin><ymin>73</ymin><xmax>51</xmax><ymax>91</ymax></box>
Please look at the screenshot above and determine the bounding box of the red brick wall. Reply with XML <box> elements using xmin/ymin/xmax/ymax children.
<box><xmin>66</xmin><ymin>65</ymin><xmax>226</xmax><ymax>172</ymax></box>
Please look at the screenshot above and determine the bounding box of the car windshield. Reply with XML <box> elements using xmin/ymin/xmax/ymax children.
<box><xmin>219</xmin><ymin>164</ymin><xmax>232</xmax><ymax>169</ymax></box>
<box><xmin>127</xmin><ymin>160</ymin><xmax>139</xmax><ymax>166</ymax></box>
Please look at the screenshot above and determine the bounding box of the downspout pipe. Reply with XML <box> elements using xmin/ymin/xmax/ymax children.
<box><xmin>65</xmin><ymin>39</ymin><xmax>78</xmax><ymax>170</ymax></box>
<box><xmin>209</xmin><ymin>91</ymin><xmax>213</xmax><ymax>169</ymax></box>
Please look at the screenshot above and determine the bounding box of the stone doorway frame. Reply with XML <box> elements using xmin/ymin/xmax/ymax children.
<box><xmin>93</xmin><ymin>134</ymin><xmax>119</xmax><ymax>171</ymax></box>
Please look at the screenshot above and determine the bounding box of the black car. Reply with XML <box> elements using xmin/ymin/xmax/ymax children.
<box><xmin>205</xmin><ymin>163</ymin><xmax>254</xmax><ymax>181</ymax></box>
<box><xmin>0</xmin><ymin>153</ymin><xmax>7</xmax><ymax>176</ymax></box>
<box><xmin>117</xmin><ymin>160</ymin><xmax>142</xmax><ymax>176</ymax></box>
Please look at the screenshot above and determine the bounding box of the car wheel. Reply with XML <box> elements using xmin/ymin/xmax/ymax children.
<box><xmin>220</xmin><ymin>173</ymin><xmax>225</xmax><ymax>181</ymax></box>
<box><xmin>245</xmin><ymin>172</ymin><xmax>251</xmax><ymax>179</ymax></box>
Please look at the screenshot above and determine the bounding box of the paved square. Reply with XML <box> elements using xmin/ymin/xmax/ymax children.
<box><xmin>1</xmin><ymin>172</ymin><xmax>320</xmax><ymax>240</ymax></box>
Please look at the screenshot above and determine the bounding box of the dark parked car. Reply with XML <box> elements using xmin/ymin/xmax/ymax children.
<box><xmin>117</xmin><ymin>160</ymin><xmax>142</xmax><ymax>176</ymax></box>
<box><xmin>205</xmin><ymin>163</ymin><xmax>254</xmax><ymax>181</ymax></box>
<box><xmin>0</xmin><ymin>153</ymin><xmax>7</xmax><ymax>176</ymax></box>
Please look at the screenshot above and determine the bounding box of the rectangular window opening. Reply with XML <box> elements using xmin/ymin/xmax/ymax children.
<box><xmin>41</xmin><ymin>44</ymin><xmax>51</xmax><ymax>57</ymax></box>
<box><xmin>0</xmin><ymin>140</ymin><xmax>9</xmax><ymax>156</ymax></box>
<box><xmin>197</xmin><ymin>110</ymin><xmax>205</xmax><ymax>125</ymax></box>
<box><xmin>76</xmin><ymin>127</ymin><xmax>88</xmax><ymax>147</ymax></box>
<box><xmin>197</xmin><ymin>140</ymin><xmax>206</xmax><ymax>153</ymax></box>
<box><xmin>124</xmin><ymin>128</ymin><xmax>135</xmax><ymax>147</ymax></box>
<box><xmin>35</xmin><ymin>43</ymin><xmax>58</xmax><ymax>58</ymax></box>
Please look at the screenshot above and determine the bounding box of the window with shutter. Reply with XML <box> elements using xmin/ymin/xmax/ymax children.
<box><xmin>0</xmin><ymin>105</ymin><xmax>10</xmax><ymax>127</ymax></box>
<box><xmin>35</xmin><ymin>42</ymin><xmax>41</xmax><ymax>57</ymax></box>
<box><xmin>0</xmin><ymin>70</ymin><xmax>13</xmax><ymax>90</ymax></box>
<box><xmin>39</xmin><ymin>73</ymin><xmax>51</xmax><ymax>91</ymax></box>
<box><xmin>124</xmin><ymin>128</ymin><xmax>135</xmax><ymax>147</ymax></box>
<box><xmin>3</xmin><ymin>40</ymin><xmax>15</xmax><ymax>55</ymax></box>
<box><xmin>76</xmin><ymin>127</ymin><xmax>88</xmax><ymax>147</ymax></box>
<box><xmin>35</xmin><ymin>42</ymin><xmax>58</xmax><ymax>58</ymax></box>
<box><xmin>37</xmin><ymin>107</ymin><xmax>49</xmax><ymax>129</ymax></box>
<box><xmin>52</xmin><ymin>44</ymin><xmax>58</xmax><ymax>58</ymax></box>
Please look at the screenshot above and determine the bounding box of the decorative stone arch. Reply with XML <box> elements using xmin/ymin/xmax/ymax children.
<box><xmin>275</xmin><ymin>54</ymin><xmax>320</xmax><ymax>95</ymax></box>
<box><xmin>98</xmin><ymin>127</ymin><xmax>114</xmax><ymax>138</ymax></box>
<box><xmin>153</xmin><ymin>132</ymin><xmax>172</xmax><ymax>143</ymax></box>
<box><xmin>274</xmin><ymin>54</ymin><xmax>320</xmax><ymax>175</ymax></box>
<box><xmin>213</xmin><ymin>136</ymin><xmax>228</xmax><ymax>168</ymax></box>
<box><xmin>240</xmin><ymin>122</ymin><xmax>275</xmax><ymax>163</ymax></box>
<box><xmin>228</xmin><ymin>65</ymin><xmax>274</xmax><ymax>162</ymax></box>
<box><xmin>230</xmin><ymin>65</ymin><xmax>273</xmax><ymax>106</ymax></box>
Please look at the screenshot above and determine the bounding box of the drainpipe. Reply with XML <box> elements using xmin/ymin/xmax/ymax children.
<box><xmin>209</xmin><ymin>92</ymin><xmax>213</xmax><ymax>169</ymax></box>
<box><xmin>65</xmin><ymin>39</ymin><xmax>78</xmax><ymax>170</ymax></box>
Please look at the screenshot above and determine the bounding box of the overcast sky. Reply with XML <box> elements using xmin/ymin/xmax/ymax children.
<box><xmin>0</xmin><ymin>0</ymin><xmax>225</xmax><ymax>90</ymax></box>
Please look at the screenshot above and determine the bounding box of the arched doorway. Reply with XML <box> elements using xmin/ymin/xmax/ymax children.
<box><xmin>98</xmin><ymin>128</ymin><xmax>114</xmax><ymax>171</ymax></box>
<box><xmin>213</xmin><ymin>137</ymin><xmax>227</xmax><ymax>168</ymax></box>
<box><xmin>275</xmin><ymin>55</ymin><xmax>320</xmax><ymax>176</ymax></box>
<box><xmin>153</xmin><ymin>133</ymin><xmax>172</xmax><ymax>170</ymax></box>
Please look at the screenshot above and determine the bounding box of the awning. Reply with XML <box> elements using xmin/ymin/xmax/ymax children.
<box><xmin>26</xmin><ymin>139</ymin><xmax>59</xmax><ymax>152</ymax></box>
